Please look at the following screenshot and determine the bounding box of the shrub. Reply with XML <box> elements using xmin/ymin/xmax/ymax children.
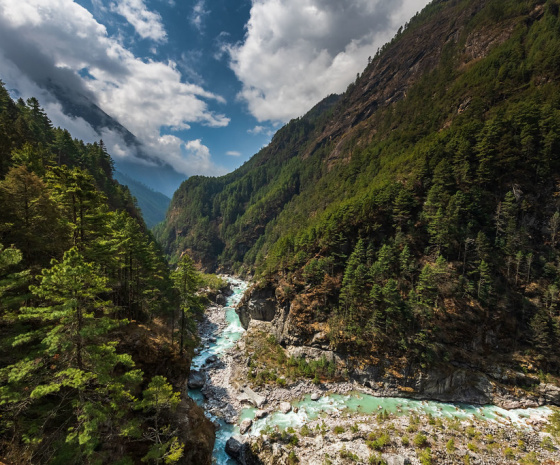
<box><xmin>541</xmin><ymin>436</ymin><xmax>555</xmax><ymax>451</ymax></box>
<box><xmin>446</xmin><ymin>438</ymin><xmax>455</xmax><ymax>453</ymax></box>
<box><xmin>413</xmin><ymin>433</ymin><xmax>428</xmax><ymax>447</ymax></box>
<box><xmin>368</xmin><ymin>453</ymin><xmax>388</xmax><ymax>465</ymax></box>
<box><xmin>418</xmin><ymin>447</ymin><xmax>432</xmax><ymax>465</ymax></box>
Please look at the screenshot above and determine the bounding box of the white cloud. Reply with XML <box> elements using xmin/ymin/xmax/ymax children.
<box><xmin>0</xmin><ymin>0</ymin><xmax>229</xmax><ymax>178</ymax></box>
<box><xmin>247</xmin><ymin>124</ymin><xmax>274</xmax><ymax>137</ymax></box>
<box><xmin>226</xmin><ymin>150</ymin><xmax>241</xmax><ymax>157</ymax></box>
<box><xmin>183</xmin><ymin>139</ymin><xmax>227</xmax><ymax>175</ymax></box>
<box><xmin>248</xmin><ymin>125</ymin><xmax>265</xmax><ymax>134</ymax></box>
<box><xmin>190</xmin><ymin>0</ymin><xmax>209</xmax><ymax>31</ymax></box>
<box><xmin>110</xmin><ymin>0</ymin><xmax>167</xmax><ymax>42</ymax></box>
<box><xmin>229</xmin><ymin>0</ymin><xmax>431</xmax><ymax>123</ymax></box>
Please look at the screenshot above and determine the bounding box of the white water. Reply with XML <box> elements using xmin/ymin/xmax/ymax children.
<box><xmin>189</xmin><ymin>277</ymin><xmax>248</xmax><ymax>465</ymax></box>
<box><xmin>188</xmin><ymin>278</ymin><xmax>552</xmax><ymax>464</ymax></box>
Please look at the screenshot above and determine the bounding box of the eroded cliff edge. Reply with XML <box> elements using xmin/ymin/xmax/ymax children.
<box><xmin>237</xmin><ymin>281</ymin><xmax>560</xmax><ymax>409</ymax></box>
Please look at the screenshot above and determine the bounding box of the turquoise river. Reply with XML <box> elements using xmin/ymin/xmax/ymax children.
<box><xmin>188</xmin><ymin>279</ymin><xmax>552</xmax><ymax>464</ymax></box>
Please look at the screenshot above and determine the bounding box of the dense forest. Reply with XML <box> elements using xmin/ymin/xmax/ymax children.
<box><xmin>0</xmin><ymin>82</ymin><xmax>212</xmax><ymax>464</ymax></box>
<box><xmin>157</xmin><ymin>0</ymin><xmax>560</xmax><ymax>380</ymax></box>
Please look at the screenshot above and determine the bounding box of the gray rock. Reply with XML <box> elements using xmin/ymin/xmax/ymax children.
<box><xmin>311</xmin><ymin>393</ymin><xmax>321</xmax><ymax>401</ymax></box>
<box><xmin>279</xmin><ymin>402</ymin><xmax>292</xmax><ymax>414</ymax></box>
<box><xmin>255</xmin><ymin>410</ymin><xmax>268</xmax><ymax>419</ymax></box>
<box><xmin>383</xmin><ymin>455</ymin><xmax>411</xmax><ymax>465</ymax></box>
<box><xmin>225</xmin><ymin>435</ymin><xmax>244</xmax><ymax>459</ymax></box>
<box><xmin>537</xmin><ymin>383</ymin><xmax>560</xmax><ymax>404</ymax></box>
<box><xmin>240</xmin><ymin>418</ymin><xmax>252</xmax><ymax>435</ymax></box>
<box><xmin>238</xmin><ymin>386</ymin><xmax>267</xmax><ymax>408</ymax></box>
<box><xmin>209</xmin><ymin>336</ymin><xmax>217</xmax><ymax>343</ymax></box>
<box><xmin>206</xmin><ymin>355</ymin><xmax>218</xmax><ymax>364</ymax></box>
<box><xmin>236</xmin><ymin>284</ymin><xmax>278</xmax><ymax>329</ymax></box>
<box><xmin>187</xmin><ymin>370</ymin><xmax>206</xmax><ymax>389</ymax></box>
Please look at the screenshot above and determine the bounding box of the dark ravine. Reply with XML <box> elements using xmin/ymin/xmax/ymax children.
<box><xmin>236</xmin><ymin>283</ymin><xmax>560</xmax><ymax>410</ymax></box>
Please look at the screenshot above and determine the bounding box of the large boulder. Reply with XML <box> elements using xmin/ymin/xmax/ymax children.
<box><xmin>225</xmin><ymin>435</ymin><xmax>262</xmax><ymax>464</ymax></box>
<box><xmin>187</xmin><ymin>370</ymin><xmax>206</xmax><ymax>389</ymax></box>
<box><xmin>239</xmin><ymin>418</ymin><xmax>253</xmax><ymax>435</ymax></box>
<box><xmin>236</xmin><ymin>284</ymin><xmax>278</xmax><ymax>329</ymax></box>
<box><xmin>206</xmin><ymin>355</ymin><xmax>218</xmax><ymax>364</ymax></box>
<box><xmin>383</xmin><ymin>455</ymin><xmax>411</xmax><ymax>465</ymax></box>
<box><xmin>279</xmin><ymin>402</ymin><xmax>292</xmax><ymax>414</ymax></box>
<box><xmin>237</xmin><ymin>386</ymin><xmax>267</xmax><ymax>408</ymax></box>
<box><xmin>225</xmin><ymin>435</ymin><xmax>245</xmax><ymax>459</ymax></box>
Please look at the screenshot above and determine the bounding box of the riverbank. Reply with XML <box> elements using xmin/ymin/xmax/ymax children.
<box><xmin>190</xmin><ymin>279</ymin><xmax>559</xmax><ymax>464</ymax></box>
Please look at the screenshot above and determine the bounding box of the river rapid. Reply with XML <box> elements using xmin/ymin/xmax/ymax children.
<box><xmin>189</xmin><ymin>278</ymin><xmax>553</xmax><ymax>464</ymax></box>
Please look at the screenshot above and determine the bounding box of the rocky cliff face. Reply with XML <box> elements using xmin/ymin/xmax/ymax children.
<box><xmin>237</xmin><ymin>283</ymin><xmax>560</xmax><ymax>408</ymax></box>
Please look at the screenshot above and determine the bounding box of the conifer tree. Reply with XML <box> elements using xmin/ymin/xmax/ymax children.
<box><xmin>172</xmin><ymin>254</ymin><xmax>201</xmax><ymax>355</ymax></box>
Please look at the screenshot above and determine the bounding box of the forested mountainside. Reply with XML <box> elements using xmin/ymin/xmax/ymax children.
<box><xmin>158</xmin><ymin>0</ymin><xmax>560</xmax><ymax>385</ymax></box>
<box><xmin>0</xmin><ymin>82</ymin><xmax>214</xmax><ymax>464</ymax></box>
<box><xmin>114</xmin><ymin>171</ymin><xmax>171</xmax><ymax>229</ymax></box>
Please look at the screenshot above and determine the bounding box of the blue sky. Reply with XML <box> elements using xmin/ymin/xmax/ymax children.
<box><xmin>0</xmin><ymin>0</ymin><xmax>431</xmax><ymax>196</ymax></box>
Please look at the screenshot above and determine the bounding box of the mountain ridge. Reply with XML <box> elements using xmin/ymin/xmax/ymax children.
<box><xmin>114</xmin><ymin>170</ymin><xmax>171</xmax><ymax>229</ymax></box>
<box><xmin>157</xmin><ymin>0</ymin><xmax>560</xmax><ymax>400</ymax></box>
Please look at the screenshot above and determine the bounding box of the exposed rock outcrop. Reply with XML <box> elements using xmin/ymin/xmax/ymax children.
<box><xmin>238</xmin><ymin>386</ymin><xmax>267</xmax><ymax>408</ymax></box>
<box><xmin>188</xmin><ymin>370</ymin><xmax>206</xmax><ymax>389</ymax></box>
<box><xmin>225</xmin><ymin>436</ymin><xmax>262</xmax><ymax>465</ymax></box>
<box><xmin>236</xmin><ymin>284</ymin><xmax>279</xmax><ymax>329</ymax></box>
<box><xmin>237</xmin><ymin>283</ymin><xmax>560</xmax><ymax>409</ymax></box>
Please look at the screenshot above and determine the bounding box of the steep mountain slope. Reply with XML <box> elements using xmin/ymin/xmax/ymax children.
<box><xmin>157</xmin><ymin>0</ymin><xmax>560</xmax><ymax>400</ymax></box>
<box><xmin>114</xmin><ymin>170</ymin><xmax>171</xmax><ymax>228</ymax></box>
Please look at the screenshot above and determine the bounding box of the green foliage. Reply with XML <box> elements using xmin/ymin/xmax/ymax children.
<box><xmin>0</xmin><ymin>82</ymin><xmax>193</xmax><ymax>463</ymax></box>
<box><xmin>540</xmin><ymin>435</ymin><xmax>555</xmax><ymax>451</ymax></box>
<box><xmin>413</xmin><ymin>432</ymin><xmax>428</xmax><ymax>447</ymax></box>
<box><xmin>339</xmin><ymin>448</ymin><xmax>359</xmax><ymax>461</ymax></box>
<box><xmin>446</xmin><ymin>438</ymin><xmax>455</xmax><ymax>453</ymax></box>
<box><xmin>504</xmin><ymin>447</ymin><xmax>515</xmax><ymax>460</ymax></box>
<box><xmin>366</xmin><ymin>431</ymin><xmax>390</xmax><ymax>451</ymax></box>
<box><xmin>368</xmin><ymin>453</ymin><xmax>388</xmax><ymax>465</ymax></box>
<box><xmin>547</xmin><ymin>410</ymin><xmax>560</xmax><ymax>438</ymax></box>
<box><xmin>418</xmin><ymin>447</ymin><xmax>432</xmax><ymax>465</ymax></box>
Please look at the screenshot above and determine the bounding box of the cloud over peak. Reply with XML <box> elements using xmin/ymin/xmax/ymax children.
<box><xmin>0</xmin><ymin>0</ymin><xmax>228</xmax><ymax>178</ymax></box>
<box><xmin>229</xmin><ymin>0</ymin><xmax>431</xmax><ymax>123</ymax></box>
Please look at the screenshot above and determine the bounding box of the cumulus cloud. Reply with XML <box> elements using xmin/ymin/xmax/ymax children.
<box><xmin>0</xmin><ymin>0</ymin><xmax>229</xmax><ymax>178</ymax></box>
<box><xmin>229</xmin><ymin>0</ymin><xmax>431</xmax><ymax>123</ymax></box>
<box><xmin>226</xmin><ymin>150</ymin><xmax>241</xmax><ymax>156</ymax></box>
<box><xmin>110</xmin><ymin>0</ymin><xmax>167</xmax><ymax>42</ymax></box>
<box><xmin>184</xmin><ymin>139</ymin><xmax>227</xmax><ymax>175</ymax></box>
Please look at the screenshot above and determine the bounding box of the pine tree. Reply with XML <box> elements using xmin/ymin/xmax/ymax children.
<box><xmin>137</xmin><ymin>375</ymin><xmax>184</xmax><ymax>464</ymax></box>
<box><xmin>172</xmin><ymin>254</ymin><xmax>201</xmax><ymax>355</ymax></box>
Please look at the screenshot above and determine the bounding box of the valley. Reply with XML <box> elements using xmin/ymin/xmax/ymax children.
<box><xmin>2</xmin><ymin>0</ymin><xmax>560</xmax><ymax>464</ymax></box>
<box><xmin>190</xmin><ymin>278</ymin><xmax>558</xmax><ymax>464</ymax></box>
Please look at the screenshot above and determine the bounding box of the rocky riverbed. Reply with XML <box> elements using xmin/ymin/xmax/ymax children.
<box><xmin>190</xmin><ymin>281</ymin><xmax>559</xmax><ymax>465</ymax></box>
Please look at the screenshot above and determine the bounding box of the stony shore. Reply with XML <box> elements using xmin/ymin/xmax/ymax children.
<box><xmin>194</xmin><ymin>301</ymin><xmax>559</xmax><ymax>465</ymax></box>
